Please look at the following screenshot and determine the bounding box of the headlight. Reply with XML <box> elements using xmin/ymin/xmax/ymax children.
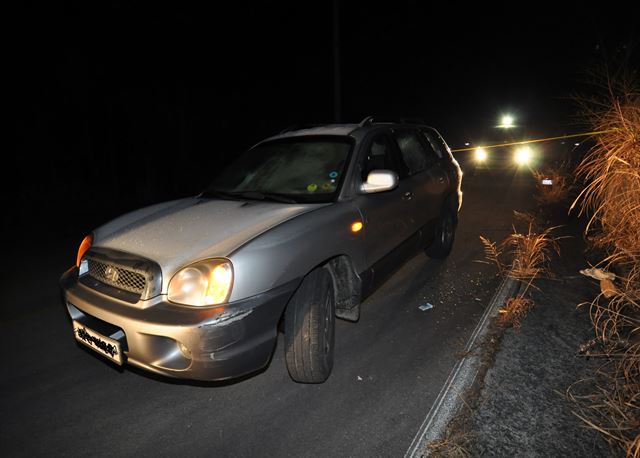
<box><xmin>168</xmin><ymin>259</ymin><xmax>233</xmax><ymax>306</ymax></box>
<box><xmin>514</xmin><ymin>146</ymin><xmax>532</xmax><ymax>165</ymax></box>
<box><xmin>474</xmin><ymin>147</ymin><xmax>487</xmax><ymax>162</ymax></box>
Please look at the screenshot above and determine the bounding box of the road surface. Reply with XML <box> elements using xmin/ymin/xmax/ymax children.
<box><xmin>1</xmin><ymin>157</ymin><xmax>537</xmax><ymax>457</ymax></box>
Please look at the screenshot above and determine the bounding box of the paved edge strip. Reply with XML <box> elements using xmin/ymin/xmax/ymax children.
<box><xmin>404</xmin><ymin>274</ymin><xmax>520</xmax><ymax>458</ymax></box>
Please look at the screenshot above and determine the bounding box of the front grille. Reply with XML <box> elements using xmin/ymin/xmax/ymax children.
<box><xmin>87</xmin><ymin>259</ymin><xmax>147</xmax><ymax>295</ymax></box>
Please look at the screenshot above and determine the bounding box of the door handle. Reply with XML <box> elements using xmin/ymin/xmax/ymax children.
<box><xmin>402</xmin><ymin>191</ymin><xmax>413</xmax><ymax>201</ymax></box>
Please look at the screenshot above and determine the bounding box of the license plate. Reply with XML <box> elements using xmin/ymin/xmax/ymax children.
<box><xmin>73</xmin><ymin>321</ymin><xmax>123</xmax><ymax>365</ymax></box>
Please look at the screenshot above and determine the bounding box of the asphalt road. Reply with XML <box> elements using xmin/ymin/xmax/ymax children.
<box><xmin>1</xmin><ymin>157</ymin><xmax>537</xmax><ymax>457</ymax></box>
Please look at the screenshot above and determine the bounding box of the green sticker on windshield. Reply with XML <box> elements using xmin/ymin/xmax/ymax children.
<box><xmin>307</xmin><ymin>183</ymin><xmax>318</xmax><ymax>192</ymax></box>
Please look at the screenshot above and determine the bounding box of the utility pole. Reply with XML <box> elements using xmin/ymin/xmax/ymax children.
<box><xmin>333</xmin><ymin>0</ymin><xmax>341</xmax><ymax>123</ymax></box>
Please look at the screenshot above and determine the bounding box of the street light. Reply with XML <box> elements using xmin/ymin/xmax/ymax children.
<box><xmin>498</xmin><ymin>114</ymin><xmax>515</xmax><ymax>129</ymax></box>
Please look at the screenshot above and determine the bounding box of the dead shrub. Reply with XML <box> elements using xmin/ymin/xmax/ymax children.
<box><xmin>480</xmin><ymin>212</ymin><xmax>560</xmax><ymax>329</ymax></box>
<box><xmin>569</xmin><ymin>73</ymin><xmax>640</xmax><ymax>456</ymax></box>
<box><xmin>498</xmin><ymin>296</ymin><xmax>535</xmax><ymax>330</ymax></box>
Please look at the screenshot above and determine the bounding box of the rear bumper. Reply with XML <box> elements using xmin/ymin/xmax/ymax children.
<box><xmin>60</xmin><ymin>267</ymin><xmax>297</xmax><ymax>381</ymax></box>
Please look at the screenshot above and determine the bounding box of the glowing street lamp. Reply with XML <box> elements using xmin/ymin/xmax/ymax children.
<box><xmin>498</xmin><ymin>114</ymin><xmax>515</xmax><ymax>129</ymax></box>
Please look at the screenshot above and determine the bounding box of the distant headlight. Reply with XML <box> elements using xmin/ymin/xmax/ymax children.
<box><xmin>474</xmin><ymin>147</ymin><xmax>488</xmax><ymax>162</ymax></box>
<box><xmin>514</xmin><ymin>146</ymin><xmax>532</xmax><ymax>165</ymax></box>
<box><xmin>168</xmin><ymin>259</ymin><xmax>233</xmax><ymax>306</ymax></box>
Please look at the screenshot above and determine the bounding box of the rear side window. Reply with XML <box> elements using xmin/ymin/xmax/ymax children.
<box><xmin>392</xmin><ymin>129</ymin><xmax>429</xmax><ymax>175</ymax></box>
<box><xmin>421</xmin><ymin>129</ymin><xmax>450</xmax><ymax>160</ymax></box>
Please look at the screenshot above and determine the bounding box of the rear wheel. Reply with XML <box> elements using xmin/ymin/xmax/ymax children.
<box><xmin>284</xmin><ymin>267</ymin><xmax>335</xmax><ymax>383</ymax></box>
<box><xmin>426</xmin><ymin>209</ymin><xmax>456</xmax><ymax>258</ymax></box>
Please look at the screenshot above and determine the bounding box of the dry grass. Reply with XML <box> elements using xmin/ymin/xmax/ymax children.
<box><xmin>568</xmin><ymin>74</ymin><xmax>640</xmax><ymax>456</ymax></box>
<box><xmin>498</xmin><ymin>296</ymin><xmax>535</xmax><ymax>330</ymax></box>
<box><xmin>504</xmin><ymin>220</ymin><xmax>561</xmax><ymax>283</ymax></box>
<box><xmin>426</xmin><ymin>432</ymin><xmax>473</xmax><ymax>458</ymax></box>
<box><xmin>480</xmin><ymin>213</ymin><xmax>561</xmax><ymax>329</ymax></box>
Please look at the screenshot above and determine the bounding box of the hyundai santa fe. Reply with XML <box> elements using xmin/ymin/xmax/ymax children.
<box><xmin>60</xmin><ymin>116</ymin><xmax>463</xmax><ymax>383</ymax></box>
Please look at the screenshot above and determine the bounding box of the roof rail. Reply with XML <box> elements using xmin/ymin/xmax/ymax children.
<box><xmin>279</xmin><ymin>123</ymin><xmax>322</xmax><ymax>134</ymax></box>
<box><xmin>358</xmin><ymin>116</ymin><xmax>428</xmax><ymax>127</ymax></box>
<box><xmin>359</xmin><ymin>115</ymin><xmax>375</xmax><ymax>126</ymax></box>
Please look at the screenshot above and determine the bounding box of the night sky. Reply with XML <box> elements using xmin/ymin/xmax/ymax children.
<box><xmin>9</xmin><ymin>1</ymin><xmax>638</xmax><ymax>241</ymax></box>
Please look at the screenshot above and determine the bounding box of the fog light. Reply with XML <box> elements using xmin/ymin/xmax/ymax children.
<box><xmin>178</xmin><ymin>341</ymin><xmax>192</xmax><ymax>359</ymax></box>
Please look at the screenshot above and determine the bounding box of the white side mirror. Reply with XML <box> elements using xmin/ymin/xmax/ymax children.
<box><xmin>360</xmin><ymin>169</ymin><xmax>399</xmax><ymax>193</ymax></box>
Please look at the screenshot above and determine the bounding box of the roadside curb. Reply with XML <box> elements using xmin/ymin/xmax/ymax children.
<box><xmin>404</xmin><ymin>274</ymin><xmax>520</xmax><ymax>457</ymax></box>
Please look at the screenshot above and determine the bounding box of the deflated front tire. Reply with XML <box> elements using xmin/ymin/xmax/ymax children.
<box><xmin>284</xmin><ymin>267</ymin><xmax>335</xmax><ymax>383</ymax></box>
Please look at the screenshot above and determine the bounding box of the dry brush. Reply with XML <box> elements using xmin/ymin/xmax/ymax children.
<box><xmin>569</xmin><ymin>76</ymin><xmax>640</xmax><ymax>458</ymax></box>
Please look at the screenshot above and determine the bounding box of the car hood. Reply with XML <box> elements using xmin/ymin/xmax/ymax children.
<box><xmin>94</xmin><ymin>197</ymin><xmax>328</xmax><ymax>271</ymax></box>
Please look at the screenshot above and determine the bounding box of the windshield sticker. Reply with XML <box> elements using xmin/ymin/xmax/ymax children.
<box><xmin>307</xmin><ymin>184</ymin><xmax>318</xmax><ymax>192</ymax></box>
<box><xmin>321</xmin><ymin>183</ymin><xmax>332</xmax><ymax>191</ymax></box>
<box><xmin>329</xmin><ymin>171</ymin><xmax>339</xmax><ymax>179</ymax></box>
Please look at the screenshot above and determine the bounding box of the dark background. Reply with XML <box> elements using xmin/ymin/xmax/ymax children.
<box><xmin>8</xmin><ymin>1</ymin><xmax>638</xmax><ymax>244</ymax></box>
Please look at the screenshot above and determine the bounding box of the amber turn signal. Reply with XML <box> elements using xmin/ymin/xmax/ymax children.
<box><xmin>76</xmin><ymin>234</ymin><xmax>93</xmax><ymax>267</ymax></box>
<box><xmin>351</xmin><ymin>221</ymin><xmax>363</xmax><ymax>233</ymax></box>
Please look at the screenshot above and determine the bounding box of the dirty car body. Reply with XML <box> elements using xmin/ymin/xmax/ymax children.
<box><xmin>60</xmin><ymin>117</ymin><xmax>463</xmax><ymax>383</ymax></box>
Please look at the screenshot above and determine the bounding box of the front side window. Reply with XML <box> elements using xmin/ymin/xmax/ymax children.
<box><xmin>361</xmin><ymin>133</ymin><xmax>399</xmax><ymax>180</ymax></box>
<box><xmin>205</xmin><ymin>136</ymin><xmax>353</xmax><ymax>203</ymax></box>
<box><xmin>392</xmin><ymin>129</ymin><xmax>429</xmax><ymax>175</ymax></box>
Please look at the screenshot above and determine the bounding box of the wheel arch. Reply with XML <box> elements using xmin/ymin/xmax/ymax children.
<box><xmin>322</xmin><ymin>254</ymin><xmax>362</xmax><ymax>322</ymax></box>
<box><xmin>282</xmin><ymin>254</ymin><xmax>361</xmax><ymax>325</ymax></box>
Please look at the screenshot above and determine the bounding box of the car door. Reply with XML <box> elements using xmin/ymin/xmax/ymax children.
<box><xmin>391</xmin><ymin>127</ymin><xmax>449</xmax><ymax>234</ymax></box>
<box><xmin>353</xmin><ymin>130</ymin><xmax>417</xmax><ymax>276</ymax></box>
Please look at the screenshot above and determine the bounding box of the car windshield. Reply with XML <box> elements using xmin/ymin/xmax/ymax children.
<box><xmin>204</xmin><ymin>136</ymin><xmax>353</xmax><ymax>203</ymax></box>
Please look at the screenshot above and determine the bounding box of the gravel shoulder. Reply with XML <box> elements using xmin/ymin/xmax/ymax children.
<box><xmin>431</xmin><ymin>215</ymin><xmax>617</xmax><ymax>457</ymax></box>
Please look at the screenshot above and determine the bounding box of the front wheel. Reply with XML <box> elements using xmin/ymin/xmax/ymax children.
<box><xmin>426</xmin><ymin>210</ymin><xmax>456</xmax><ymax>259</ymax></box>
<box><xmin>284</xmin><ymin>267</ymin><xmax>335</xmax><ymax>383</ymax></box>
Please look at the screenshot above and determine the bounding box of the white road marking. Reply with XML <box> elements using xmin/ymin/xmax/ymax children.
<box><xmin>404</xmin><ymin>274</ymin><xmax>519</xmax><ymax>457</ymax></box>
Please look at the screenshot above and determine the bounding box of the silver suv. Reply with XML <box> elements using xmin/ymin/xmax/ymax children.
<box><xmin>60</xmin><ymin>117</ymin><xmax>463</xmax><ymax>383</ymax></box>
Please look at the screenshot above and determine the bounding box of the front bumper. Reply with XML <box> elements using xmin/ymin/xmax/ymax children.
<box><xmin>60</xmin><ymin>267</ymin><xmax>297</xmax><ymax>381</ymax></box>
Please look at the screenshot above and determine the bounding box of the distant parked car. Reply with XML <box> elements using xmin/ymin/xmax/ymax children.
<box><xmin>60</xmin><ymin>116</ymin><xmax>463</xmax><ymax>383</ymax></box>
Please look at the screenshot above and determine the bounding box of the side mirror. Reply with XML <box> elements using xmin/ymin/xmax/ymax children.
<box><xmin>360</xmin><ymin>169</ymin><xmax>399</xmax><ymax>193</ymax></box>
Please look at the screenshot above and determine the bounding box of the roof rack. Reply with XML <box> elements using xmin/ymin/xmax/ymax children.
<box><xmin>280</xmin><ymin>117</ymin><xmax>430</xmax><ymax>134</ymax></box>
<box><xmin>358</xmin><ymin>116</ymin><xmax>428</xmax><ymax>127</ymax></box>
